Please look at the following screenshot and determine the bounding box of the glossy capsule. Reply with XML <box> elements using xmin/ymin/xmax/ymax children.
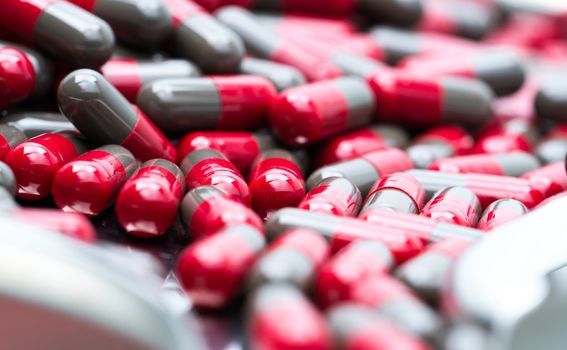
<box><xmin>101</xmin><ymin>58</ymin><xmax>201</xmax><ymax>102</ymax></box>
<box><xmin>471</xmin><ymin>119</ymin><xmax>536</xmax><ymax>154</ymax></box>
<box><xmin>239</xmin><ymin>57</ymin><xmax>307</xmax><ymax>92</ymax></box>
<box><xmin>58</xmin><ymin>69</ymin><xmax>176</xmax><ymax>162</ymax></box>
<box><xmin>247</xmin><ymin>284</ymin><xmax>332</xmax><ymax>350</ymax></box>
<box><xmin>360</xmin><ymin>172</ymin><xmax>425</xmax><ymax>216</ymax></box>
<box><xmin>5</xmin><ymin>131</ymin><xmax>87</xmax><ymax>200</ymax></box>
<box><xmin>270</xmin><ymin>77</ymin><xmax>375</xmax><ymax>146</ymax></box>
<box><xmin>477</xmin><ymin>199</ymin><xmax>528</xmax><ymax>231</ymax></box>
<box><xmin>248</xmin><ymin>149</ymin><xmax>305</xmax><ymax>219</ymax></box>
<box><xmin>307</xmin><ymin>148</ymin><xmax>414</xmax><ymax>196</ymax></box>
<box><xmin>521</xmin><ymin>162</ymin><xmax>567</xmax><ymax>197</ymax></box>
<box><xmin>180</xmin><ymin>148</ymin><xmax>250</xmax><ymax>205</ymax></box>
<box><xmin>116</xmin><ymin>159</ymin><xmax>185</xmax><ymax>238</ymax></box>
<box><xmin>0</xmin><ymin>0</ymin><xmax>114</xmax><ymax>68</ymax></box>
<box><xmin>51</xmin><ymin>145</ymin><xmax>138</xmax><ymax>216</ymax></box>
<box><xmin>176</xmin><ymin>224</ymin><xmax>265</xmax><ymax>309</ymax></box>
<box><xmin>0</xmin><ymin>125</ymin><xmax>26</xmax><ymax>160</ymax></box>
<box><xmin>0</xmin><ymin>47</ymin><xmax>35</xmax><ymax>110</ymax></box>
<box><xmin>428</xmin><ymin>151</ymin><xmax>540</xmax><ymax>177</ymax></box>
<box><xmin>421</xmin><ymin>187</ymin><xmax>481</xmax><ymax>227</ymax></box>
<box><xmin>298</xmin><ymin>177</ymin><xmax>362</xmax><ymax>217</ymax></box>
<box><xmin>407</xmin><ymin>125</ymin><xmax>473</xmax><ymax>169</ymax></box>
<box><xmin>137</xmin><ymin>76</ymin><xmax>276</xmax><ymax>134</ymax></box>
<box><xmin>2</xmin><ymin>112</ymin><xmax>77</xmax><ymax>138</ymax></box>
<box><xmin>181</xmin><ymin>186</ymin><xmax>262</xmax><ymax>240</ymax></box>
<box><xmin>536</xmin><ymin>124</ymin><xmax>567</xmax><ymax>164</ymax></box>
<box><xmin>247</xmin><ymin>228</ymin><xmax>329</xmax><ymax>292</ymax></box>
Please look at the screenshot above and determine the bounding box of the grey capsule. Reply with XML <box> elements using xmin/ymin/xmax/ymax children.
<box><xmin>0</xmin><ymin>161</ymin><xmax>17</xmax><ymax>197</ymax></box>
<box><xmin>2</xmin><ymin>112</ymin><xmax>77</xmax><ymax>138</ymax></box>
<box><xmin>239</xmin><ymin>57</ymin><xmax>306</xmax><ymax>91</ymax></box>
<box><xmin>536</xmin><ymin>73</ymin><xmax>567</xmax><ymax>122</ymax></box>
<box><xmin>536</xmin><ymin>138</ymin><xmax>567</xmax><ymax>164</ymax></box>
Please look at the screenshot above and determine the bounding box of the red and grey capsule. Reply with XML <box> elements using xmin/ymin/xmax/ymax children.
<box><xmin>247</xmin><ymin>228</ymin><xmax>329</xmax><ymax>292</ymax></box>
<box><xmin>270</xmin><ymin>77</ymin><xmax>375</xmax><ymax>146</ymax></box>
<box><xmin>421</xmin><ymin>187</ymin><xmax>481</xmax><ymax>227</ymax></box>
<box><xmin>5</xmin><ymin>131</ymin><xmax>87</xmax><ymax>200</ymax></box>
<box><xmin>536</xmin><ymin>124</ymin><xmax>567</xmax><ymax>164</ymax></box>
<box><xmin>407</xmin><ymin>125</ymin><xmax>473</xmax><ymax>169</ymax></box>
<box><xmin>51</xmin><ymin>145</ymin><xmax>138</xmax><ymax>217</ymax></box>
<box><xmin>2</xmin><ymin>112</ymin><xmax>77</xmax><ymax>138</ymax></box>
<box><xmin>0</xmin><ymin>47</ymin><xmax>35</xmax><ymax>110</ymax></box>
<box><xmin>360</xmin><ymin>172</ymin><xmax>425</xmax><ymax>216</ymax></box>
<box><xmin>307</xmin><ymin>148</ymin><xmax>414</xmax><ymax>196</ymax></box>
<box><xmin>476</xmin><ymin>198</ymin><xmax>528</xmax><ymax>231</ymax></box>
<box><xmin>428</xmin><ymin>151</ymin><xmax>540</xmax><ymax>177</ymax></box>
<box><xmin>521</xmin><ymin>162</ymin><xmax>567</xmax><ymax>197</ymax></box>
<box><xmin>470</xmin><ymin>119</ymin><xmax>536</xmax><ymax>154</ymax></box>
<box><xmin>180</xmin><ymin>148</ymin><xmax>250</xmax><ymax>205</ymax></box>
<box><xmin>248</xmin><ymin>149</ymin><xmax>305</xmax><ymax>219</ymax></box>
<box><xmin>101</xmin><ymin>58</ymin><xmax>200</xmax><ymax>102</ymax></box>
<box><xmin>0</xmin><ymin>125</ymin><xmax>26</xmax><ymax>161</ymax></box>
<box><xmin>239</xmin><ymin>57</ymin><xmax>306</xmax><ymax>92</ymax></box>
<box><xmin>0</xmin><ymin>0</ymin><xmax>114</xmax><ymax>68</ymax></box>
<box><xmin>176</xmin><ymin>224</ymin><xmax>265</xmax><ymax>309</ymax></box>
<box><xmin>181</xmin><ymin>186</ymin><xmax>262</xmax><ymax>240</ymax></box>
<box><xmin>137</xmin><ymin>76</ymin><xmax>276</xmax><ymax>134</ymax></box>
<box><xmin>298</xmin><ymin>177</ymin><xmax>362</xmax><ymax>217</ymax></box>
<box><xmin>57</xmin><ymin>69</ymin><xmax>176</xmax><ymax>162</ymax></box>
<box><xmin>116</xmin><ymin>159</ymin><xmax>185</xmax><ymax>238</ymax></box>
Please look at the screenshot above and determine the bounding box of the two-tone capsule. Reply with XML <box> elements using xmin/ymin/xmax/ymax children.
<box><xmin>470</xmin><ymin>119</ymin><xmax>537</xmax><ymax>154</ymax></box>
<box><xmin>407</xmin><ymin>125</ymin><xmax>473</xmax><ymax>169</ymax></box>
<box><xmin>298</xmin><ymin>177</ymin><xmax>362</xmax><ymax>217</ymax></box>
<box><xmin>535</xmin><ymin>124</ymin><xmax>567</xmax><ymax>164</ymax></box>
<box><xmin>239</xmin><ymin>57</ymin><xmax>306</xmax><ymax>92</ymax></box>
<box><xmin>476</xmin><ymin>199</ymin><xmax>528</xmax><ymax>231</ymax></box>
<box><xmin>521</xmin><ymin>162</ymin><xmax>567</xmax><ymax>197</ymax></box>
<box><xmin>51</xmin><ymin>145</ymin><xmax>138</xmax><ymax>216</ymax></box>
<box><xmin>58</xmin><ymin>69</ymin><xmax>176</xmax><ymax>162</ymax></box>
<box><xmin>428</xmin><ymin>151</ymin><xmax>540</xmax><ymax>177</ymax></box>
<box><xmin>176</xmin><ymin>224</ymin><xmax>265</xmax><ymax>309</ymax></box>
<box><xmin>360</xmin><ymin>172</ymin><xmax>425</xmax><ymax>216</ymax></box>
<box><xmin>420</xmin><ymin>187</ymin><xmax>481</xmax><ymax>227</ymax></box>
<box><xmin>0</xmin><ymin>47</ymin><xmax>35</xmax><ymax>110</ymax></box>
<box><xmin>2</xmin><ymin>112</ymin><xmax>76</xmax><ymax>138</ymax></box>
<box><xmin>137</xmin><ymin>76</ymin><xmax>276</xmax><ymax>134</ymax></box>
<box><xmin>116</xmin><ymin>159</ymin><xmax>185</xmax><ymax>238</ymax></box>
<box><xmin>0</xmin><ymin>125</ymin><xmax>26</xmax><ymax>160</ymax></box>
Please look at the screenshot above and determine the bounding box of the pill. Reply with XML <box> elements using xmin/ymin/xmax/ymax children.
<box><xmin>476</xmin><ymin>198</ymin><xmax>528</xmax><ymax>231</ymax></box>
<box><xmin>421</xmin><ymin>187</ymin><xmax>481</xmax><ymax>227</ymax></box>
<box><xmin>247</xmin><ymin>284</ymin><xmax>332</xmax><ymax>350</ymax></box>
<box><xmin>254</xmin><ymin>13</ymin><xmax>356</xmax><ymax>36</ymax></box>
<box><xmin>359</xmin><ymin>0</ymin><xmax>423</xmax><ymax>27</ymax></box>
<box><xmin>298</xmin><ymin>177</ymin><xmax>362</xmax><ymax>217</ymax></box>
<box><xmin>492</xmin><ymin>75</ymin><xmax>539</xmax><ymax>122</ymax></box>
<box><xmin>535</xmin><ymin>124</ymin><xmax>567</xmax><ymax>164</ymax></box>
<box><xmin>0</xmin><ymin>47</ymin><xmax>35</xmax><ymax>110</ymax></box>
<box><xmin>428</xmin><ymin>151</ymin><xmax>540</xmax><ymax>177</ymax></box>
<box><xmin>2</xmin><ymin>112</ymin><xmax>77</xmax><ymax>138</ymax></box>
<box><xmin>100</xmin><ymin>58</ymin><xmax>201</xmax><ymax>102</ymax></box>
<box><xmin>248</xmin><ymin>149</ymin><xmax>305</xmax><ymax>219</ymax></box>
<box><xmin>239</xmin><ymin>57</ymin><xmax>306</xmax><ymax>91</ymax></box>
<box><xmin>176</xmin><ymin>131</ymin><xmax>277</xmax><ymax>176</ymax></box>
<box><xmin>407</xmin><ymin>125</ymin><xmax>474</xmax><ymax>169</ymax></box>
<box><xmin>535</xmin><ymin>71</ymin><xmax>567</xmax><ymax>122</ymax></box>
<box><xmin>116</xmin><ymin>159</ymin><xmax>185</xmax><ymax>238</ymax></box>
<box><xmin>176</xmin><ymin>224</ymin><xmax>265</xmax><ymax>308</ymax></box>
<box><xmin>307</xmin><ymin>148</ymin><xmax>413</xmax><ymax>196</ymax></box>
<box><xmin>51</xmin><ymin>145</ymin><xmax>138</xmax><ymax>217</ymax></box>
<box><xmin>180</xmin><ymin>148</ymin><xmax>250</xmax><ymax>205</ymax></box>
<box><xmin>247</xmin><ymin>228</ymin><xmax>329</xmax><ymax>292</ymax></box>
<box><xmin>520</xmin><ymin>162</ymin><xmax>567</xmax><ymax>197</ymax></box>
<box><xmin>180</xmin><ymin>186</ymin><xmax>262</xmax><ymax>240</ymax></box>
<box><xmin>5</xmin><ymin>131</ymin><xmax>87</xmax><ymax>200</ymax></box>
<box><xmin>0</xmin><ymin>161</ymin><xmax>18</xmax><ymax>196</ymax></box>
<box><xmin>0</xmin><ymin>125</ymin><xmax>26</xmax><ymax>161</ymax></box>
<box><xmin>316</xmin><ymin>125</ymin><xmax>409</xmax><ymax>167</ymax></box>
<box><xmin>470</xmin><ymin>119</ymin><xmax>536</xmax><ymax>154</ymax></box>
<box><xmin>0</xmin><ymin>0</ymin><xmax>114</xmax><ymax>68</ymax></box>
<box><xmin>58</xmin><ymin>69</ymin><xmax>176</xmax><ymax>162</ymax></box>
<box><xmin>162</xmin><ymin>0</ymin><xmax>244</xmax><ymax>73</ymax></box>
<box><xmin>360</xmin><ymin>173</ymin><xmax>425</xmax><ymax>216</ymax></box>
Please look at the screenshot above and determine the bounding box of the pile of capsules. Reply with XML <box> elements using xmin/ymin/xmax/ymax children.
<box><xmin>2</xmin><ymin>0</ymin><xmax>567</xmax><ymax>348</ymax></box>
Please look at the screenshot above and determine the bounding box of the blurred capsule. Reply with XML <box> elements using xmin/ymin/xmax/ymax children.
<box><xmin>307</xmin><ymin>148</ymin><xmax>413</xmax><ymax>196</ymax></box>
<box><xmin>101</xmin><ymin>58</ymin><xmax>201</xmax><ymax>102</ymax></box>
<box><xmin>359</xmin><ymin>0</ymin><xmax>423</xmax><ymax>27</ymax></box>
<box><xmin>0</xmin><ymin>125</ymin><xmax>26</xmax><ymax>160</ymax></box>
<box><xmin>137</xmin><ymin>76</ymin><xmax>276</xmax><ymax>134</ymax></box>
<box><xmin>2</xmin><ymin>112</ymin><xmax>76</xmax><ymax>138</ymax></box>
<box><xmin>239</xmin><ymin>57</ymin><xmax>306</xmax><ymax>91</ymax></box>
<box><xmin>176</xmin><ymin>224</ymin><xmax>265</xmax><ymax>309</ymax></box>
<box><xmin>421</xmin><ymin>187</ymin><xmax>481</xmax><ymax>227</ymax></box>
<box><xmin>428</xmin><ymin>151</ymin><xmax>540</xmax><ymax>177</ymax></box>
<box><xmin>492</xmin><ymin>75</ymin><xmax>539</xmax><ymax>122</ymax></box>
<box><xmin>360</xmin><ymin>173</ymin><xmax>425</xmax><ymax>215</ymax></box>
<box><xmin>181</xmin><ymin>186</ymin><xmax>262</xmax><ymax>240</ymax></box>
<box><xmin>180</xmin><ymin>148</ymin><xmax>250</xmax><ymax>205</ymax></box>
<box><xmin>0</xmin><ymin>161</ymin><xmax>17</xmax><ymax>196</ymax></box>
<box><xmin>254</xmin><ymin>13</ymin><xmax>356</xmax><ymax>36</ymax></box>
<box><xmin>5</xmin><ymin>131</ymin><xmax>87</xmax><ymax>200</ymax></box>
<box><xmin>471</xmin><ymin>119</ymin><xmax>537</xmax><ymax>154</ymax></box>
<box><xmin>58</xmin><ymin>69</ymin><xmax>176</xmax><ymax>162</ymax></box>
<box><xmin>407</xmin><ymin>125</ymin><xmax>474</xmax><ymax>169</ymax></box>
<box><xmin>0</xmin><ymin>47</ymin><xmax>35</xmax><ymax>110</ymax></box>
<box><xmin>0</xmin><ymin>0</ymin><xmax>114</xmax><ymax>68</ymax></box>
<box><xmin>298</xmin><ymin>177</ymin><xmax>362</xmax><ymax>217</ymax></box>
<box><xmin>116</xmin><ymin>159</ymin><xmax>185</xmax><ymax>238</ymax></box>
<box><xmin>536</xmin><ymin>124</ymin><xmax>567</xmax><ymax>164</ymax></box>
<box><xmin>521</xmin><ymin>162</ymin><xmax>567</xmax><ymax>197</ymax></box>
<box><xmin>476</xmin><ymin>198</ymin><xmax>528</xmax><ymax>231</ymax></box>
<box><xmin>535</xmin><ymin>71</ymin><xmax>567</xmax><ymax>122</ymax></box>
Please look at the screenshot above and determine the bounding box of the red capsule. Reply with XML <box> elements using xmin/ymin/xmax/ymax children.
<box><xmin>0</xmin><ymin>47</ymin><xmax>35</xmax><ymax>110</ymax></box>
<box><xmin>477</xmin><ymin>198</ymin><xmax>528</xmax><ymax>231</ymax></box>
<box><xmin>471</xmin><ymin>119</ymin><xmax>536</xmax><ymax>154</ymax></box>
<box><xmin>116</xmin><ymin>159</ymin><xmax>185</xmax><ymax>238</ymax></box>
<box><xmin>249</xmin><ymin>149</ymin><xmax>305</xmax><ymax>219</ymax></box>
<box><xmin>360</xmin><ymin>172</ymin><xmax>425</xmax><ymax>215</ymax></box>
<box><xmin>521</xmin><ymin>162</ymin><xmax>567</xmax><ymax>197</ymax></box>
<box><xmin>428</xmin><ymin>151</ymin><xmax>540</xmax><ymax>177</ymax></box>
<box><xmin>14</xmin><ymin>208</ymin><xmax>97</xmax><ymax>243</ymax></box>
<box><xmin>5</xmin><ymin>131</ymin><xmax>87</xmax><ymax>200</ymax></box>
<box><xmin>52</xmin><ymin>145</ymin><xmax>138</xmax><ymax>216</ymax></box>
<box><xmin>180</xmin><ymin>148</ymin><xmax>250</xmax><ymax>205</ymax></box>
<box><xmin>0</xmin><ymin>125</ymin><xmax>26</xmax><ymax>160</ymax></box>
<box><xmin>421</xmin><ymin>187</ymin><xmax>481</xmax><ymax>227</ymax></box>
<box><xmin>298</xmin><ymin>177</ymin><xmax>362</xmax><ymax>217</ymax></box>
<box><xmin>181</xmin><ymin>186</ymin><xmax>262</xmax><ymax>240</ymax></box>
<box><xmin>176</xmin><ymin>224</ymin><xmax>265</xmax><ymax>308</ymax></box>
<box><xmin>407</xmin><ymin>125</ymin><xmax>474</xmax><ymax>169</ymax></box>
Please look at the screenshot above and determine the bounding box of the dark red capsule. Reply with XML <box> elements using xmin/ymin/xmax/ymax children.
<box><xmin>471</xmin><ymin>119</ymin><xmax>536</xmax><ymax>154</ymax></box>
<box><xmin>421</xmin><ymin>187</ymin><xmax>481</xmax><ymax>227</ymax></box>
<box><xmin>360</xmin><ymin>172</ymin><xmax>425</xmax><ymax>215</ymax></box>
<box><xmin>116</xmin><ymin>159</ymin><xmax>185</xmax><ymax>238</ymax></box>
<box><xmin>407</xmin><ymin>125</ymin><xmax>473</xmax><ymax>169</ymax></box>
<box><xmin>521</xmin><ymin>162</ymin><xmax>567</xmax><ymax>197</ymax></box>
<box><xmin>239</xmin><ymin>57</ymin><xmax>306</xmax><ymax>92</ymax></box>
<box><xmin>298</xmin><ymin>177</ymin><xmax>362</xmax><ymax>217</ymax></box>
<box><xmin>0</xmin><ymin>47</ymin><xmax>35</xmax><ymax>110</ymax></box>
<box><xmin>476</xmin><ymin>198</ymin><xmax>528</xmax><ymax>231</ymax></box>
<box><xmin>0</xmin><ymin>125</ymin><xmax>26</xmax><ymax>161</ymax></box>
<box><xmin>52</xmin><ymin>145</ymin><xmax>138</xmax><ymax>217</ymax></box>
<box><xmin>428</xmin><ymin>151</ymin><xmax>540</xmax><ymax>177</ymax></box>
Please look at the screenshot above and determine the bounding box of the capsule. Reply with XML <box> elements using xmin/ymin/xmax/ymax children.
<box><xmin>535</xmin><ymin>73</ymin><xmax>567</xmax><ymax>122</ymax></box>
<box><xmin>180</xmin><ymin>148</ymin><xmax>250</xmax><ymax>205</ymax></box>
<box><xmin>492</xmin><ymin>75</ymin><xmax>539</xmax><ymax>122</ymax></box>
<box><xmin>162</xmin><ymin>0</ymin><xmax>244</xmax><ymax>73</ymax></box>
<box><xmin>239</xmin><ymin>57</ymin><xmax>306</xmax><ymax>92</ymax></box>
<box><xmin>407</xmin><ymin>125</ymin><xmax>474</xmax><ymax>169</ymax></box>
<box><xmin>520</xmin><ymin>162</ymin><xmax>567</xmax><ymax>197</ymax></box>
<box><xmin>248</xmin><ymin>150</ymin><xmax>305</xmax><ymax>219</ymax></box>
<box><xmin>176</xmin><ymin>131</ymin><xmax>276</xmax><ymax>175</ymax></box>
<box><xmin>307</xmin><ymin>148</ymin><xmax>414</xmax><ymax>196</ymax></box>
<box><xmin>395</xmin><ymin>237</ymin><xmax>471</xmax><ymax>304</ymax></box>
<box><xmin>0</xmin><ymin>47</ymin><xmax>35</xmax><ymax>110</ymax></box>
<box><xmin>5</xmin><ymin>131</ymin><xmax>87</xmax><ymax>200</ymax></box>
<box><xmin>317</xmin><ymin>125</ymin><xmax>409</xmax><ymax>166</ymax></box>
<box><xmin>254</xmin><ymin>13</ymin><xmax>356</xmax><ymax>36</ymax></box>
<box><xmin>181</xmin><ymin>186</ymin><xmax>262</xmax><ymax>240</ymax></box>
<box><xmin>58</xmin><ymin>69</ymin><xmax>176</xmax><ymax>162</ymax></box>
<box><xmin>68</xmin><ymin>0</ymin><xmax>172</xmax><ymax>50</ymax></box>
<box><xmin>216</xmin><ymin>7</ymin><xmax>342</xmax><ymax>81</ymax></box>
<box><xmin>360</xmin><ymin>172</ymin><xmax>425</xmax><ymax>215</ymax></box>
<box><xmin>100</xmin><ymin>58</ymin><xmax>201</xmax><ymax>102</ymax></box>
<box><xmin>51</xmin><ymin>145</ymin><xmax>137</xmax><ymax>216</ymax></box>
<box><xmin>471</xmin><ymin>119</ymin><xmax>536</xmax><ymax>154</ymax></box>
<box><xmin>270</xmin><ymin>77</ymin><xmax>375</xmax><ymax>146</ymax></box>
<box><xmin>298</xmin><ymin>177</ymin><xmax>362</xmax><ymax>217</ymax></box>
<box><xmin>176</xmin><ymin>224</ymin><xmax>265</xmax><ymax>308</ymax></box>
<box><xmin>0</xmin><ymin>0</ymin><xmax>114</xmax><ymax>68</ymax></box>
<box><xmin>428</xmin><ymin>151</ymin><xmax>540</xmax><ymax>177</ymax></box>
<box><xmin>421</xmin><ymin>187</ymin><xmax>481</xmax><ymax>227</ymax></box>
<box><xmin>476</xmin><ymin>199</ymin><xmax>528</xmax><ymax>231</ymax></box>
<box><xmin>0</xmin><ymin>125</ymin><xmax>26</xmax><ymax>160</ymax></box>
<box><xmin>407</xmin><ymin>169</ymin><xmax>547</xmax><ymax>208</ymax></box>
<box><xmin>247</xmin><ymin>284</ymin><xmax>332</xmax><ymax>350</ymax></box>
<box><xmin>116</xmin><ymin>159</ymin><xmax>185</xmax><ymax>238</ymax></box>
<box><xmin>0</xmin><ymin>161</ymin><xmax>18</xmax><ymax>196</ymax></box>
<box><xmin>247</xmin><ymin>228</ymin><xmax>329</xmax><ymax>292</ymax></box>
<box><xmin>536</xmin><ymin>124</ymin><xmax>567</xmax><ymax>164</ymax></box>
<box><xmin>2</xmin><ymin>112</ymin><xmax>77</xmax><ymax>138</ymax></box>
